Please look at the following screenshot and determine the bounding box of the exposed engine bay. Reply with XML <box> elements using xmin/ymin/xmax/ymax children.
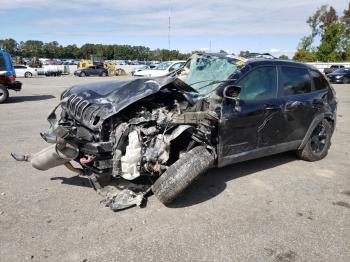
<box><xmin>11</xmin><ymin>78</ymin><xmax>220</xmax><ymax>210</ymax></box>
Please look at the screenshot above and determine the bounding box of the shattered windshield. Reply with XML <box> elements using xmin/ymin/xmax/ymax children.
<box><xmin>179</xmin><ymin>54</ymin><xmax>244</xmax><ymax>95</ymax></box>
<box><xmin>155</xmin><ymin>62</ymin><xmax>172</xmax><ymax>70</ymax></box>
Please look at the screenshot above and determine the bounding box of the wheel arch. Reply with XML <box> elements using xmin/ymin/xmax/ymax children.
<box><xmin>298</xmin><ymin>112</ymin><xmax>335</xmax><ymax>150</ymax></box>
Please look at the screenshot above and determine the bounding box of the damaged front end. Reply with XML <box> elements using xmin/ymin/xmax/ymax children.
<box><xmin>12</xmin><ymin>53</ymin><xmax>245</xmax><ymax>210</ymax></box>
<box><xmin>12</xmin><ymin>76</ymin><xmax>219</xmax><ymax>210</ymax></box>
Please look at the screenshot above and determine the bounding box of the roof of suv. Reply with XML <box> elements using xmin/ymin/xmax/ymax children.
<box><xmin>245</xmin><ymin>58</ymin><xmax>315</xmax><ymax>70</ymax></box>
<box><xmin>201</xmin><ymin>53</ymin><xmax>317</xmax><ymax>71</ymax></box>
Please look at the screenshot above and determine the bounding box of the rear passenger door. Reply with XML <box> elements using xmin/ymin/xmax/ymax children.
<box><xmin>277</xmin><ymin>66</ymin><xmax>316</xmax><ymax>143</ymax></box>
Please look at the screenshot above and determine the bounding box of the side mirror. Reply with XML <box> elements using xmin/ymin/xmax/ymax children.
<box><xmin>223</xmin><ymin>85</ymin><xmax>242</xmax><ymax>112</ymax></box>
<box><xmin>223</xmin><ymin>85</ymin><xmax>241</xmax><ymax>99</ymax></box>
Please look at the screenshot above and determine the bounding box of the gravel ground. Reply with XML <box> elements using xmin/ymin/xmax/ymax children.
<box><xmin>0</xmin><ymin>76</ymin><xmax>349</xmax><ymax>262</ymax></box>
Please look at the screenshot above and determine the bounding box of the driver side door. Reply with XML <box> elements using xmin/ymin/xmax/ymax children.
<box><xmin>218</xmin><ymin>65</ymin><xmax>282</xmax><ymax>167</ymax></box>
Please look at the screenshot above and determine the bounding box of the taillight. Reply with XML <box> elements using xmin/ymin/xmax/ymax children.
<box><xmin>7</xmin><ymin>75</ymin><xmax>15</xmax><ymax>82</ymax></box>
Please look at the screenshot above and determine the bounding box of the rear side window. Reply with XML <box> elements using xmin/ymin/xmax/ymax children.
<box><xmin>311</xmin><ymin>70</ymin><xmax>329</xmax><ymax>90</ymax></box>
<box><xmin>238</xmin><ymin>66</ymin><xmax>277</xmax><ymax>100</ymax></box>
<box><xmin>280</xmin><ymin>67</ymin><xmax>311</xmax><ymax>95</ymax></box>
<box><xmin>0</xmin><ymin>54</ymin><xmax>6</xmax><ymax>71</ymax></box>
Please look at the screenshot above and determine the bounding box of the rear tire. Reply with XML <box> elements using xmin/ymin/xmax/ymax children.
<box><xmin>297</xmin><ymin>120</ymin><xmax>332</xmax><ymax>161</ymax></box>
<box><xmin>0</xmin><ymin>85</ymin><xmax>9</xmax><ymax>104</ymax></box>
<box><xmin>101</xmin><ymin>72</ymin><xmax>107</xmax><ymax>77</ymax></box>
<box><xmin>80</xmin><ymin>72</ymin><xmax>86</xmax><ymax>77</ymax></box>
<box><xmin>152</xmin><ymin>146</ymin><xmax>215</xmax><ymax>205</ymax></box>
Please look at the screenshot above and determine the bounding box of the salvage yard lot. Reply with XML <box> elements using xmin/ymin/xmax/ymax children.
<box><xmin>0</xmin><ymin>76</ymin><xmax>350</xmax><ymax>262</ymax></box>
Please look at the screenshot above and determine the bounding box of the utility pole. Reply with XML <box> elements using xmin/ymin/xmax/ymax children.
<box><xmin>168</xmin><ymin>15</ymin><xmax>171</xmax><ymax>51</ymax></box>
<box><xmin>168</xmin><ymin>1</ymin><xmax>171</xmax><ymax>51</ymax></box>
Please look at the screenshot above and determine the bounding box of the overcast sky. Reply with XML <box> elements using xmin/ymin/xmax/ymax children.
<box><xmin>0</xmin><ymin>0</ymin><xmax>348</xmax><ymax>57</ymax></box>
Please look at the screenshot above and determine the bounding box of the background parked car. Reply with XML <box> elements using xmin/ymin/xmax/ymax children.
<box><xmin>131</xmin><ymin>65</ymin><xmax>151</xmax><ymax>76</ymax></box>
<box><xmin>327</xmin><ymin>68</ymin><xmax>350</xmax><ymax>84</ymax></box>
<box><xmin>324</xmin><ymin>64</ymin><xmax>345</xmax><ymax>75</ymax></box>
<box><xmin>74</xmin><ymin>65</ymin><xmax>108</xmax><ymax>77</ymax></box>
<box><xmin>14</xmin><ymin>65</ymin><xmax>38</xmax><ymax>78</ymax></box>
<box><xmin>133</xmin><ymin>61</ymin><xmax>185</xmax><ymax>77</ymax></box>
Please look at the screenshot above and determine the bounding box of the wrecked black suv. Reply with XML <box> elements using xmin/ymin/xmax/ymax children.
<box><xmin>13</xmin><ymin>53</ymin><xmax>337</xmax><ymax>210</ymax></box>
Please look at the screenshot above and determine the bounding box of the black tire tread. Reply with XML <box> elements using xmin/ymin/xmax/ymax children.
<box><xmin>0</xmin><ymin>85</ymin><xmax>9</xmax><ymax>104</ymax></box>
<box><xmin>152</xmin><ymin>146</ymin><xmax>214</xmax><ymax>205</ymax></box>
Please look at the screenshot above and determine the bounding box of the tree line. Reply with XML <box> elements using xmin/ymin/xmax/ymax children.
<box><xmin>0</xmin><ymin>39</ymin><xmax>190</xmax><ymax>61</ymax></box>
<box><xmin>2</xmin><ymin>3</ymin><xmax>349</xmax><ymax>63</ymax></box>
<box><xmin>293</xmin><ymin>3</ymin><xmax>350</xmax><ymax>62</ymax></box>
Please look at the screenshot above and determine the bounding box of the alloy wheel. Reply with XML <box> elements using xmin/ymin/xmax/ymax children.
<box><xmin>310</xmin><ymin>122</ymin><xmax>327</xmax><ymax>153</ymax></box>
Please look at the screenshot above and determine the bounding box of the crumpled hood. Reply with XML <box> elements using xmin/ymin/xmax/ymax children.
<box><xmin>60</xmin><ymin>77</ymin><xmax>174</xmax><ymax>131</ymax></box>
<box><xmin>63</xmin><ymin>78</ymin><xmax>159</xmax><ymax>102</ymax></box>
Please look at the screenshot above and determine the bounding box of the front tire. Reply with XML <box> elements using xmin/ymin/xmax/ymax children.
<box><xmin>297</xmin><ymin>120</ymin><xmax>332</xmax><ymax>161</ymax></box>
<box><xmin>24</xmin><ymin>72</ymin><xmax>32</xmax><ymax>78</ymax></box>
<box><xmin>343</xmin><ymin>77</ymin><xmax>350</xmax><ymax>84</ymax></box>
<box><xmin>101</xmin><ymin>72</ymin><xmax>107</xmax><ymax>77</ymax></box>
<box><xmin>152</xmin><ymin>146</ymin><xmax>215</xmax><ymax>205</ymax></box>
<box><xmin>80</xmin><ymin>72</ymin><xmax>86</xmax><ymax>77</ymax></box>
<box><xmin>0</xmin><ymin>85</ymin><xmax>9</xmax><ymax>104</ymax></box>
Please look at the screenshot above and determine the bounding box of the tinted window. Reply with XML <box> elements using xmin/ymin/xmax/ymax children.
<box><xmin>311</xmin><ymin>70</ymin><xmax>329</xmax><ymax>90</ymax></box>
<box><xmin>0</xmin><ymin>54</ymin><xmax>6</xmax><ymax>71</ymax></box>
<box><xmin>237</xmin><ymin>66</ymin><xmax>277</xmax><ymax>100</ymax></box>
<box><xmin>280</xmin><ymin>67</ymin><xmax>311</xmax><ymax>95</ymax></box>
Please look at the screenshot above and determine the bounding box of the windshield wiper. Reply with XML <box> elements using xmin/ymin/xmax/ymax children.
<box><xmin>188</xmin><ymin>79</ymin><xmax>218</xmax><ymax>86</ymax></box>
<box><xmin>193</xmin><ymin>79</ymin><xmax>236</xmax><ymax>91</ymax></box>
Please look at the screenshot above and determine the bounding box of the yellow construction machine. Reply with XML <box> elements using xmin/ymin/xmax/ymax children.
<box><xmin>79</xmin><ymin>55</ymin><xmax>126</xmax><ymax>76</ymax></box>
